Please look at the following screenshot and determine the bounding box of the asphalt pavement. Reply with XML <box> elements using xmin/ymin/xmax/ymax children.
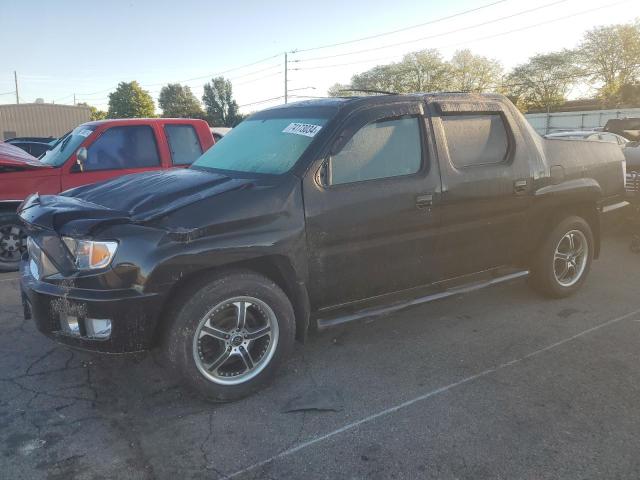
<box><xmin>2</xmin><ymin>218</ymin><xmax>640</xmax><ymax>479</ymax></box>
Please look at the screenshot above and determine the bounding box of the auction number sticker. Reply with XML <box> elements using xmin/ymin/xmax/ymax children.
<box><xmin>77</xmin><ymin>129</ymin><xmax>93</xmax><ymax>138</ymax></box>
<box><xmin>282</xmin><ymin>123</ymin><xmax>322</xmax><ymax>137</ymax></box>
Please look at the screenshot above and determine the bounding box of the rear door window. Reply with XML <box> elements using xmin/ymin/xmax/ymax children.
<box><xmin>85</xmin><ymin>126</ymin><xmax>160</xmax><ymax>171</ymax></box>
<box><xmin>330</xmin><ymin>116</ymin><xmax>423</xmax><ymax>185</ymax></box>
<box><xmin>441</xmin><ymin>114</ymin><xmax>509</xmax><ymax>168</ymax></box>
<box><xmin>165</xmin><ymin>124</ymin><xmax>203</xmax><ymax>165</ymax></box>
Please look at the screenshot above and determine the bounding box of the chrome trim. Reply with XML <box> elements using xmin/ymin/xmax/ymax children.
<box><xmin>602</xmin><ymin>201</ymin><xmax>630</xmax><ymax>213</ymax></box>
<box><xmin>317</xmin><ymin>270</ymin><xmax>529</xmax><ymax>329</ymax></box>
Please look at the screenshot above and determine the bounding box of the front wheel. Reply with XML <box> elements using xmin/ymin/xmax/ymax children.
<box><xmin>0</xmin><ymin>212</ymin><xmax>27</xmax><ymax>272</ymax></box>
<box><xmin>529</xmin><ymin>215</ymin><xmax>594</xmax><ymax>298</ymax></box>
<box><xmin>164</xmin><ymin>270</ymin><xmax>295</xmax><ymax>402</ymax></box>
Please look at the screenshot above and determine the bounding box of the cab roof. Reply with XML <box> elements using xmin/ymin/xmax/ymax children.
<box><xmin>81</xmin><ymin>117</ymin><xmax>209</xmax><ymax>128</ymax></box>
<box><xmin>263</xmin><ymin>92</ymin><xmax>508</xmax><ymax>113</ymax></box>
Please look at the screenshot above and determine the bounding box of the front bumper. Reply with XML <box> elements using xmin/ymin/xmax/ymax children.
<box><xmin>20</xmin><ymin>260</ymin><xmax>166</xmax><ymax>353</ymax></box>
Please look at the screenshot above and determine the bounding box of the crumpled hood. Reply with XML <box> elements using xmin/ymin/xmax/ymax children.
<box><xmin>0</xmin><ymin>142</ymin><xmax>51</xmax><ymax>171</ymax></box>
<box><xmin>62</xmin><ymin>168</ymin><xmax>253</xmax><ymax>220</ymax></box>
<box><xmin>19</xmin><ymin>168</ymin><xmax>261</xmax><ymax>234</ymax></box>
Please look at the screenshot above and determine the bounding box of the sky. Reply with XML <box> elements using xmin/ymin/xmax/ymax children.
<box><xmin>0</xmin><ymin>0</ymin><xmax>635</xmax><ymax>113</ymax></box>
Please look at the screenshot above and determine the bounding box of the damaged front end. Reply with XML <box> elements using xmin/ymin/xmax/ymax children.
<box><xmin>18</xmin><ymin>193</ymin><xmax>167</xmax><ymax>353</ymax></box>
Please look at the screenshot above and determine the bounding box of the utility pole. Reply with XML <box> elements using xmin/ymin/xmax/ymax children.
<box><xmin>14</xmin><ymin>71</ymin><xmax>19</xmax><ymax>104</ymax></box>
<box><xmin>284</xmin><ymin>52</ymin><xmax>288</xmax><ymax>104</ymax></box>
<box><xmin>73</xmin><ymin>93</ymin><xmax>76</xmax><ymax>105</ymax></box>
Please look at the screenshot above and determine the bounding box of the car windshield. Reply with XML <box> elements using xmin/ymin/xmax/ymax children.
<box><xmin>39</xmin><ymin>125</ymin><xmax>96</xmax><ymax>166</ymax></box>
<box><xmin>192</xmin><ymin>112</ymin><xmax>331</xmax><ymax>175</ymax></box>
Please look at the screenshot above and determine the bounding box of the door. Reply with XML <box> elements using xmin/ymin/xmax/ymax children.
<box><xmin>164</xmin><ymin>123</ymin><xmax>204</xmax><ymax>167</ymax></box>
<box><xmin>303</xmin><ymin>102</ymin><xmax>442</xmax><ymax>310</ymax></box>
<box><xmin>61</xmin><ymin>125</ymin><xmax>164</xmax><ymax>190</ymax></box>
<box><xmin>429</xmin><ymin>101</ymin><xmax>532</xmax><ymax>278</ymax></box>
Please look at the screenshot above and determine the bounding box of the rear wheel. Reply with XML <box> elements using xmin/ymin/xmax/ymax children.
<box><xmin>0</xmin><ymin>212</ymin><xmax>27</xmax><ymax>272</ymax></box>
<box><xmin>164</xmin><ymin>270</ymin><xmax>295</xmax><ymax>402</ymax></box>
<box><xmin>529</xmin><ymin>215</ymin><xmax>593</xmax><ymax>298</ymax></box>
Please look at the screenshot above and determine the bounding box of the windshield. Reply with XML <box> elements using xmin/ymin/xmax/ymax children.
<box><xmin>39</xmin><ymin>125</ymin><xmax>97</xmax><ymax>166</ymax></box>
<box><xmin>192</xmin><ymin>113</ymin><xmax>330</xmax><ymax>175</ymax></box>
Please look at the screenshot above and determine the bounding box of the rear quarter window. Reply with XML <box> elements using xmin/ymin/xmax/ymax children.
<box><xmin>441</xmin><ymin>114</ymin><xmax>509</xmax><ymax>168</ymax></box>
<box><xmin>165</xmin><ymin>124</ymin><xmax>203</xmax><ymax>165</ymax></box>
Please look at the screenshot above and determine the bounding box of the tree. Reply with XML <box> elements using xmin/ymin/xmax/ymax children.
<box><xmin>329</xmin><ymin>49</ymin><xmax>451</xmax><ymax>96</ymax></box>
<box><xmin>158</xmin><ymin>83</ymin><xmax>204</xmax><ymax>118</ymax></box>
<box><xmin>77</xmin><ymin>102</ymin><xmax>107</xmax><ymax>121</ymax></box>
<box><xmin>502</xmin><ymin>51</ymin><xmax>581</xmax><ymax>112</ymax></box>
<box><xmin>327</xmin><ymin>83</ymin><xmax>353</xmax><ymax>97</ymax></box>
<box><xmin>449</xmin><ymin>49</ymin><xmax>502</xmax><ymax>93</ymax></box>
<box><xmin>396</xmin><ymin>49</ymin><xmax>451</xmax><ymax>92</ymax></box>
<box><xmin>327</xmin><ymin>48</ymin><xmax>502</xmax><ymax>97</ymax></box>
<box><xmin>202</xmin><ymin>77</ymin><xmax>241</xmax><ymax>127</ymax></box>
<box><xmin>577</xmin><ymin>21</ymin><xmax>640</xmax><ymax>105</ymax></box>
<box><xmin>107</xmin><ymin>81</ymin><xmax>155</xmax><ymax>118</ymax></box>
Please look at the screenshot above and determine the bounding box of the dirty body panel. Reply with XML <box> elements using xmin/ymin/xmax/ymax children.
<box><xmin>18</xmin><ymin>94</ymin><xmax>625</xmax><ymax>353</ymax></box>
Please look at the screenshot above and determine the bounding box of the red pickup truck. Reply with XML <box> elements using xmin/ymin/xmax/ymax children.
<box><xmin>0</xmin><ymin>118</ymin><xmax>214</xmax><ymax>271</ymax></box>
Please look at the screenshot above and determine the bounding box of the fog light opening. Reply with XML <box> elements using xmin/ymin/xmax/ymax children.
<box><xmin>85</xmin><ymin>318</ymin><xmax>112</xmax><ymax>340</ymax></box>
<box><xmin>61</xmin><ymin>315</ymin><xmax>81</xmax><ymax>336</ymax></box>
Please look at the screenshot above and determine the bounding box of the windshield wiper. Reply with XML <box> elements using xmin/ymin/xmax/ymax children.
<box><xmin>58</xmin><ymin>134</ymin><xmax>73</xmax><ymax>153</ymax></box>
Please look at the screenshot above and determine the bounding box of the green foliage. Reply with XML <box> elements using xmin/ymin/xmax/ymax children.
<box><xmin>77</xmin><ymin>103</ymin><xmax>107</xmax><ymax>121</ymax></box>
<box><xmin>501</xmin><ymin>51</ymin><xmax>582</xmax><ymax>111</ymax></box>
<box><xmin>202</xmin><ymin>77</ymin><xmax>241</xmax><ymax>127</ymax></box>
<box><xmin>326</xmin><ymin>21</ymin><xmax>640</xmax><ymax>111</ymax></box>
<box><xmin>328</xmin><ymin>49</ymin><xmax>501</xmax><ymax>96</ymax></box>
<box><xmin>449</xmin><ymin>49</ymin><xmax>502</xmax><ymax>93</ymax></box>
<box><xmin>107</xmin><ymin>81</ymin><xmax>155</xmax><ymax>118</ymax></box>
<box><xmin>577</xmin><ymin>21</ymin><xmax>640</xmax><ymax>105</ymax></box>
<box><xmin>396</xmin><ymin>50</ymin><xmax>452</xmax><ymax>92</ymax></box>
<box><xmin>158</xmin><ymin>83</ymin><xmax>204</xmax><ymax>118</ymax></box>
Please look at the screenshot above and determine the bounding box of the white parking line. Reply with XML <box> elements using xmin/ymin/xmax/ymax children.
<box><xmin>225</xmin><ymin>307</ymin><xmax>640</xmax><ymax>479</ymax></box>
<box><xmin>0</xmin><ymin>276</ymin><xmax>19</xmax><ymax>283</ymax></box>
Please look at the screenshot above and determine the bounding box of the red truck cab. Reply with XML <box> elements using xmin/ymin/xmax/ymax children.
<box><xmin>0</xmin><ymin>118</ymin><xmax>214</xmax><ymax>271</ymax></box>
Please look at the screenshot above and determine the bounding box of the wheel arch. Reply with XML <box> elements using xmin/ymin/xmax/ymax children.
<box><xmin>154</xmin><ymin>254</ymin><xmax>310</xmax><ymax>345</ymax></box>
<box><xmin>543</xmin><ymin>202</ymin><xmax>601</xmax><ymax>259</ymax></box>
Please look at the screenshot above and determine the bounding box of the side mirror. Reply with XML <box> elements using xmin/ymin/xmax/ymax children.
<box><xmin>74</xmin><ymin>147</ymin><xmax>87</xmax><ymax>172</ymax></box>
<box><xmin>315</xmin><ymin>159</ymin><xmax>331</xmax><ymax>187</ymax></box>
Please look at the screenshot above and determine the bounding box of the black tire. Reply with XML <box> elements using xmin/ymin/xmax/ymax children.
<box><xmin>529</xmin><ymin>215</ymin><xmax>594</xmax><ymax>298</ymax></box>
<box><xmin>163</xmin><ymin>270</ymin><xmax>295</xmax><ymax>402</ymax></box>
<box><xmin>0</xmin><ymin>212</ymin><xmax>26</xmax><ymax>273</ymax></box>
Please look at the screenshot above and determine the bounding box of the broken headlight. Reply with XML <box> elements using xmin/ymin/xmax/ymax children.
<box><xmin>26</xmin><ymin>237</ymin><xmax>59</xmax><ymax>279</ymax></box>
<box><xmin>62</xmin><ymin>237</ymin><xmax>118</xmax><ymax>270</ymax></box>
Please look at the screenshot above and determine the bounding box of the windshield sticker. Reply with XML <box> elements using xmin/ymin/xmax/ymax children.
<box><xmin>77</xmin><ymin>129</ymin><xmax>93</xmax><ymax>138</ymax></box>
<box><xmin>282</xmin><ymin>123</ymin><xmax>322</xmax><ymax>137</ymax></box>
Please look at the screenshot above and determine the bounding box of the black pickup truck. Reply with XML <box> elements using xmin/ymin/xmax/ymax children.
<box><xmin>18</xmin><ymin>93</ymin><xmax>625</xmax><ymax>401</ymax></box>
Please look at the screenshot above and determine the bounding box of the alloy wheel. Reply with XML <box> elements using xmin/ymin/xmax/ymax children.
<box><xmin>553</xmin><ymin>229</ymin><xmax>588</xmax><ymax>287</ymax></box>
<box><xmin>0</xmin><ymin>223</ymin><xmax>27</xmax><ymax>263</ymax></box>
<box><xmin>192</xmin><ymin>296</ymin><xmax>279</xmax><ymax>385</ymax></box>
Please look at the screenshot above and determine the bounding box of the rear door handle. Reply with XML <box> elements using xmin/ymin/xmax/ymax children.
<box><xmin>514</xmin><ymin>179</ymin><xmax>528</xmax><ymax>194</ymax></box>
<box><xmin>416</xmin><ymin>193</ymin><xmax>433</xmax><ymax>209</ymax></box>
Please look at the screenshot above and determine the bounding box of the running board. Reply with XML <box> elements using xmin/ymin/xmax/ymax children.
<box><xmin>316</xmin><ymin>270</ymin><xmax>529</xmax><ymax>330</ymax></box>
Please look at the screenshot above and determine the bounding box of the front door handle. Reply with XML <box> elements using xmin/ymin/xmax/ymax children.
<box><xmin>416</xmin><ymin>193</ymin><xmax>433</xmax><ymax>209</ymax></box>
<box><xmin>514</xmin><ymin>179</ymin><xmax>528</xmax><ymax>194</ymax></box>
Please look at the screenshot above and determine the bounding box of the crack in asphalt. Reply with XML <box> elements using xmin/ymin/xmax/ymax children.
<box><xmin>199</xmin><ymin>412</ymin><xmax>225</xmax><ymax>479</ymax></box>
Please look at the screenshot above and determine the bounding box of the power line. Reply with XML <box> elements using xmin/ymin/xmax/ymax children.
<box><xmin>435</xmin><ymin>0</ymin><xmax>631</xmax><ymax>50</ymax></box>
<box><xmin>293</xmin><ymin>0</ymin><xmax>632</xmax><ymax>72</ymax></box>
<box><xmin>293</xmin><ymin>0</ymin><xmax>508</xmax><ymax>54</ymax></box>
<box><xmin>238</xmin><ymin>95</ymin><xmax>285</xmax><ymax>108</ymax></box>
<box><xmin>294</xmin><ymin>0</ymin><xmax>566</xmax><ymax>63</ymax></box>
<box><xmin>74</xmin><ymin>69</ymin><xmax>286</xmax><ymax>106</ymax></box>
<box><xmin>66</xmin><ymin>52</ymin><xmax>284</xmax><ymax>100</ymax></box>
<box><xmin>234</xmin><ymin>70</ymin><xmax>283</xmax><ymax>87</ymax></box>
